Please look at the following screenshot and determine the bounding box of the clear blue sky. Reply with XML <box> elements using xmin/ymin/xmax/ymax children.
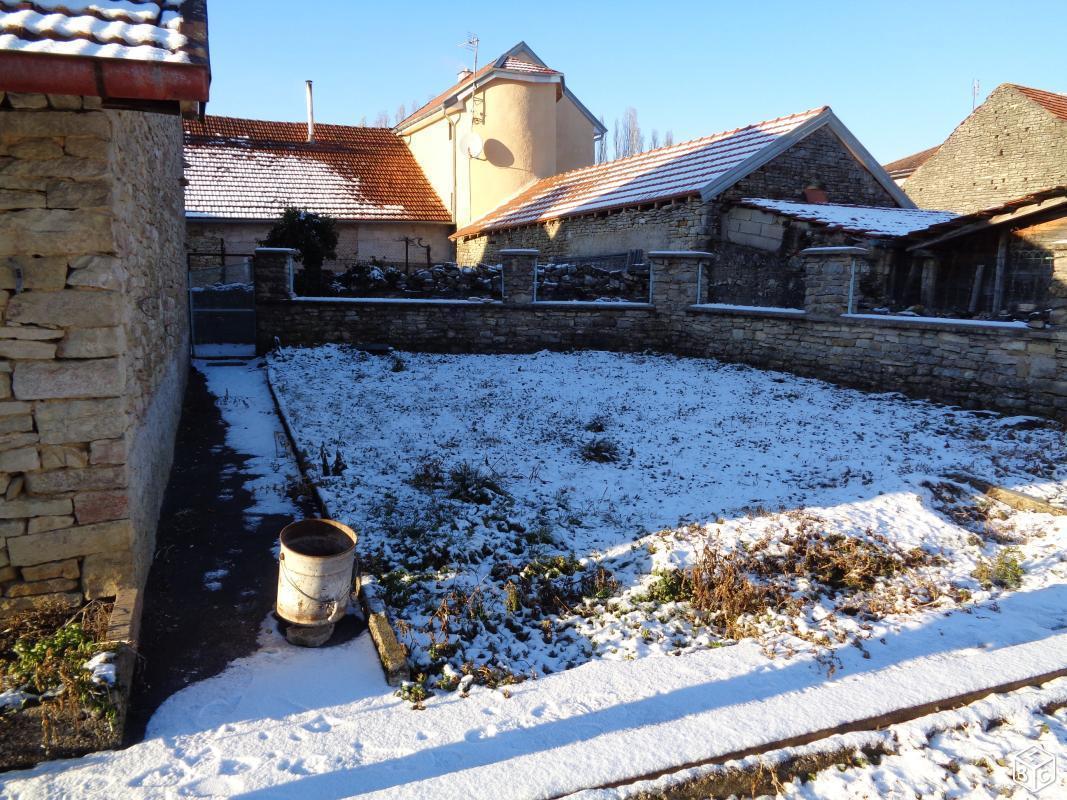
<box><xmin>205</xmin><ymin>0</ymin><xmax>1067</xmax><ymax>163</ymax></box>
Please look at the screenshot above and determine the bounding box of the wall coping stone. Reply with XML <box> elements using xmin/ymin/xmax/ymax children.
<box><xmin>290</xmin><ymin>296</ymin><xmax>504</xmax><ymax>307</ymax></box>
<box><xmin>499</xmin><ymin>248</ymin><xmax>540</xmax><ymax>255</ymax></box>
<box><xmin>254</xmin><ymin>247</ymin><xmax>299</xmax><ymax>254</ymax></box>
<box><xmin>533</xmin><ymin>301</ymin><xmax>655</xmax><ymax>310</ymax></box>
<box><xmin>800</xmin><ymin>246</ymin><xmax>871</xmax><ymax>256</ymax></box>
<box><xmin>690</xmin><ymin>304</ymin><xmax>807</xmax><ymax>319</ymax></box>
<box><xmin>648</xmin><ymin>251</ymin><xmax>714</xmax><ymax>258</ymax></box>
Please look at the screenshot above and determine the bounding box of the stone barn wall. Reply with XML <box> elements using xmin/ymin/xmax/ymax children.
<box><xmin>455</xmin><ymin>124</ymin><xmax>901</xmax><ymax>266</ymax></box>
<box><xmin>904</xmin><ymin>84</ymin><xmax>1067</xmax><ymax>213</ymax></box>
<box><xmin>0</xmin><ymin>93</ymin><xmax>188</xmax><ymax>613</ymax></box>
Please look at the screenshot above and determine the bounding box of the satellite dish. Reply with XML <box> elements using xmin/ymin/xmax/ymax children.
<box><xmin>461</xmin><ymin>132</ymin><xmax>484</xmax><ymax>159</ymax></box>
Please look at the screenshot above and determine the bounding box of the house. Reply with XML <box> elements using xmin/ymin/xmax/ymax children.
<box><xmin>452</xmin><ymin>105</ymin><xmax>913</xmax><ymax>266</ymax></box>
<box><xmin>183</xmin><ymin>41</ymin><xmax>605</xmax><ymax>270</ymax></box>
<box><xmin>903</xmin><ymin>83</ymin><xmax>1067</xmax><ymax>213</ymax></box>
<box><xmin>0</xmin><ymin>1</ymin><xmax>210</xmax><ymax>613</ymax></box>
<box><xmin>395</xmin><ymin>41</ymin><xmax>606</xmax><ymax>229</ymax></box>
<box><xmin>184</xmin><ymin>116</ymin><xmax>453</xmax><ymax>270</ymax></box>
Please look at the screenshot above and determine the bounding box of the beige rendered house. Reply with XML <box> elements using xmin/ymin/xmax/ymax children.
<box><xmin>394</xmin><ymin>41</ymin><xmax>606</xmax><ymax>230</ymax></box>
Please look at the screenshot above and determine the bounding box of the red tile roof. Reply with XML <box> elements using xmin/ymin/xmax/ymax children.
<box><xmin>883</xmin><ymin>145</ymin><xmax>940</xmax><ymax>181</ymax></box>
<box><xmin>183</xmin><ymin>116</ymin><xmax>451</xmax><ymax>223</ymax></box>
<box><xmin>454</xmin><ymin>107</ymin><xmax>830</xmax><ymax>238</ymax></box>
<box><xmin>1012</xmin><ymin>84</ymin><xmax>1067</xmax><ymax>121</ymax></box>
<box><xmin>0</xmin><ymin>0</ymin><xmax>208</xmax><ymax>65</ymax></box>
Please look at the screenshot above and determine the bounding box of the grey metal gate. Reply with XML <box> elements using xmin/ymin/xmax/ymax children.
<box><xmin>188</xmin><ymin>263</ymin><xmax>256</xmax><ymax>357</ymax></box>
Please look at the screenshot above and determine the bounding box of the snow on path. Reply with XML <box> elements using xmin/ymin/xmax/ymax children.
<box><xmin>195</xmin><ymin>358</ymin><xmax>301</xmax><ymax>518</ymax></box>
<box><xmin>4</xmin><ymin>580</ymin><xmax>1067</xmax><ymax>799</ymax></box>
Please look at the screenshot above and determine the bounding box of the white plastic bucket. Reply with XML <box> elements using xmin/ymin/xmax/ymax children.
<box><xmin>276</xmin><ymin>519</ymin><xmax>357</xmax><ymax>627</ymax></box>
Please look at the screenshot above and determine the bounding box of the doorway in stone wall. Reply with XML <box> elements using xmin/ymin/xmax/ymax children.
<box><xmin>188</xmin><ymin>260</ymin><xmax>256</xmax><ymax>358</ymax></box>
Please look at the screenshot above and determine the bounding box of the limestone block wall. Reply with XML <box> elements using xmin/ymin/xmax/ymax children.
<box><xmin>256</xmin><ymin>249</ymin><xmax>1067</xmax><ymax>420</ymax></box>
<box><xmin>188</xmin><ymin>219</ymin><xmax>455</xmax><ymax>272</ymax></box>
<box><xmin>455</xmin><ymin>124</ymin><xmax>899</xmax><ymax>266</ymax></box>
<box><xmin>904</xmin><ymin>84</ymin><xmax>1067</xmax><ymax>213</ymax></box>
<box><xmin>0</xmin><ymin>93</ymin><xmax>188</xmax><ymax>613</ymax></box>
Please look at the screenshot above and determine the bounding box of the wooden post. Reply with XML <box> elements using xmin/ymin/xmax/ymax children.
<box><xmin>968</xmin><ymin>264</ymin><xmax>986</xmax><ymax>313</ymax></box>
<box><xmin>920</xmin><ymin>257</ymin><xmax>939</xmax><ymax>309</ymax></box>
<box><xmin>992</xmin><ymin>229</ymin><xmax>1009</xmax><ymax>313</ymax></box>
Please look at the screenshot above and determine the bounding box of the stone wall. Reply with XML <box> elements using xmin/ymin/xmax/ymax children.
<box><xmin>256</xmin><ymin>248</ymin><xmax>1067</xmax><ymax>419</ymax></box>
<box><xmin>904</xmin><ymin>84</ymin><xmax>1067</xmax><ymax>213</ymax></box>
<box><xmin>188</xmin><ymin>219</ymin><xmax>455</xmax><ymax>272</ymax></box>
<box><xmin>0</xmin><ymin>93</ymin><xmax>188</xmax><ymax>612</ymax></box>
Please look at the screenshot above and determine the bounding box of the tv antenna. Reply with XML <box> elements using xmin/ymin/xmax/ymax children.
<box><xmin>972</xmin><ymin>78</ymin><xmax>981</xmax><ymax>110</ymax></box>
<box><xmin>460</xmin><ymin>33</ymin><xmax>479</xmax><ymax>72</ymax></box>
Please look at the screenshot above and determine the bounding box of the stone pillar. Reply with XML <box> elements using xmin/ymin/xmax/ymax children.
<box><xmin>254</xmin><ymin>247</ymin><xmax>297</xmax><ymax>305</ymax></box>
<box><xmin>801</xmin><ymin>247</ymin><xmax>870</xmax><ymax>317</ymax></box>
<box><xmin>499</xmin><ymin>249</ymin><xmax>538</xmax><ymax>305</ymax></box>
<box><xmin>648</xmin><ymin>251</ymin><xmax>712</xmax><ymax>311</ymax></box>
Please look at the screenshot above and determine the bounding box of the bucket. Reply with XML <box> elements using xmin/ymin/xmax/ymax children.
<box><xmin>276</xmin><ymin>519</ymin><xmax>358</xmax><ymax>628</ymax></box>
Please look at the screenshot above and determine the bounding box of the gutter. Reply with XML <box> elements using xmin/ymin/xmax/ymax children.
<box><xmin>0</xmin><ymin>51</ymin><xmax>210</xmax><ymax>106</ymax></box>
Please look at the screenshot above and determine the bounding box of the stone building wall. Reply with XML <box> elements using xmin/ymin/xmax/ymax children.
<box><xmin>455</xmin><ymin>197</ymin><xmax>708</xmax><ymax>266</ymax></box>
<box><xmin>455</xmin><ymin>124</ymin><xmax>899</xmax><ymax>265</ymax></box>
<box><xmin>256</xmin><ymin>248</ymin><xmax>1067</xmax><ymax>420</ymax></box>
<box><xmin>0</xmin><ymin>93</ymin><xmax>187</xmax><ymax>613</ymax></box>
<box><xmin>188</xmin><ymin>219</ymin><xmax>455</xmax><ymax>272</ymax></box>
<box><xmin>904</xmin><ymin>84</ymin><xmax>1067</xmax><ymax>213</ymax></box>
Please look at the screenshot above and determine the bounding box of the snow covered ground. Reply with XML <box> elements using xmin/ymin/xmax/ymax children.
<box><xmin>266</xmin><ymin>347</ymin><xmax>1066</xmax><ymax>683</ymax></box>
<box><xmin>4</xmin><ymin>349</ymin><xmax>1067</xmax><ymax>799</ymax></box>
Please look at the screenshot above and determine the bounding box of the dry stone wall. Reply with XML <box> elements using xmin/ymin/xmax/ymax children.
<box><xmin>0</xmin><ymin>93</ymin><xmax>187</xmax><ymax>612</ymax></box>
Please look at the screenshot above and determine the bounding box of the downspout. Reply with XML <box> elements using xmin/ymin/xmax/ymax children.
<box><xmin>444</xmin><ymin>107</ymin><xmax>462</xmax><ymax>224</ymax></box>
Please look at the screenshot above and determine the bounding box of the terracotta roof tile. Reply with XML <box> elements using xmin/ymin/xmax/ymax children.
<box><xmin>183</xmin><ymin>116</ymin><xmax>451</xmax><ymax>223</ymax></box>
<box><xmin>883</xmin><ymin>145</ymin><xmax>940</xmax><ymax>181</ymax></box>
<box><xmin>454</xmin><ymin>107</ymin><xmax>829</xmax><ymax>238</ymax></box>
<box><xmin>0</xmin><ymin>0</ymin><xmax>208</xmax><ymax>65</ymax></box>
<box><xmin>1012</xmin><ymin>84</ymin><xmax>1067</xmax><ymax>122</ymax></box>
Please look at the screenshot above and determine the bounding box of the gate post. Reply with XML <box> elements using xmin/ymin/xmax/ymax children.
<box><xmin>254</xmin><ymin>247</ymin><xmax>297</xmax><ymax>305</ymax></box>
<box><xmin>499</xmin><ymin>249</ymin><xmax>538</xmax><ymax>305</ymax></box>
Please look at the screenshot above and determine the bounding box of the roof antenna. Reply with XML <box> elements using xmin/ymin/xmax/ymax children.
<box><xmin>460</xmin><ymin>33</ymin><xmax>479</xmax><ymax>73</ymax></box>
<box><xmin>972</xmin><ymin>78</ymin><xmax>980</xmax><ymax>111</ymax></box>
<box><xmin>305</xmin><ymin>79</ymin><xmax>315</xmax><ymax>142</ymax></box>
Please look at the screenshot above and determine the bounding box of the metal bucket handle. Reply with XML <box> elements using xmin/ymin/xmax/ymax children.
<box><xmin>278</xmin><ymin>550</ymin><xmax>356</xmax><ymax>620</ymax></box>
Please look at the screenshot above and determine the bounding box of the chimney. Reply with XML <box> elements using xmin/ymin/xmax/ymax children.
<box><xmin>305</xmin><ymin>80</ymin><xmax>315</xmax><ymax>143</ymax></box>
<box><xmin>803</xmin><ymin>183</ymin><xmax>828</xmax><ymax>204</ymax></box>
<box><xmin>457</xmin><ymin>67</ymin><xmax>473</xmax><ymax>83</ymax></box>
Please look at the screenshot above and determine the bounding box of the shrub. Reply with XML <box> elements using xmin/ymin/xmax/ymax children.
<box><xmin>263</xmin><ymin>208</ymin><xmax>339</xmax><ymax>296</ymax></box>
<box><xmin>447</xmin><ymin>462</ymin><xmax>506</xmax><ymax>504</ymax></box>
<box><xmin>396</xmin><ymin>674</ymin><xmax>431</xmax><ymax>709</ymax></box>
<box><xmin>637</xmin><ymin>568</ymin><xmax>694</xmax><ymax>603</ymax></box>
<box><xmin>409</xmin><ymin>456</ymin><xmax>444</xmax><ymax>491</ymax></box>
<box><xmin>973</xmin><ymin>547</ymin><xmax>1025</xmax><ymax>590</ymax></box>
<box><xmin>580</xmin><ymin>438</ymin><xmax>620</xmax><ymax>463</ymax></box>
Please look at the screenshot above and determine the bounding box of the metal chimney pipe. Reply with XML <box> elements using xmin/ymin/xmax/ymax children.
<box><xmin>305</xmin><ymin>80</ymin><xmax>315</xmax><ymax>142</ymax></box>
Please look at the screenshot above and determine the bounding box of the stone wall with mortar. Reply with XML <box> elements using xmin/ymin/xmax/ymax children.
<box><xmin>188</xmin><ymin>219</ymin><xmax>455</xmax><ymax>272</ymax></box>
<box><xmin>904</xmin><ymin>84</ymin><xmax>1067</xmax><ymax>213</ymax></box>
<box><xmin>0</xmin><ymin>93</ymin><xmax>188</xmax><ymax>613</ymax></box>
<box><xmin>256</xmin><ymin>249</ymin><xmax>1067</xmax><ymax>420</ymax></box>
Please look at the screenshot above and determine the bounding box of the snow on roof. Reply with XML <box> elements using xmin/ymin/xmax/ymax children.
<box><xmin>183</xmin><ymin>116</ymin><xmax>451</xmax><ymax>223</ymax></box>
<box><xmin>739</xmin><ymin>198</ymin><xmax>958</xmax><ymax>237</ymax></box>
<box><xmin>453</xmin><ymin>108</ymin><xmax>830</xmax><ymax>238</ymax></box>
<box><xmin>0</xmin><ymin>0</ymin><xmax>207</xmax><ymax>64</ymax></box>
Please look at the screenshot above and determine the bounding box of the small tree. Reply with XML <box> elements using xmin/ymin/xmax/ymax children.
<box><xmin>262</xmin><ymin>208</ymin><xmax>338</xmax><ymax>295</ymax></box>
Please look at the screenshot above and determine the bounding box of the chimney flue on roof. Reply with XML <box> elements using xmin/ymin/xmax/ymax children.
<box><xmin>457</xmin><ymin>67</ymin><xmax>473</xmax><ymax>83</ymax></box>
<box><xmin>305</xmin><ymin>80</ymin><xmax>315</xmax><ymax>143</ymax></box>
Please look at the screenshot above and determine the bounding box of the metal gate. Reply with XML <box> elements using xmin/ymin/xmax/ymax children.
<box><xmin>188</xmin><ymin>262</ymin><xmax>256</xmax><ymax>358</ymax></box>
